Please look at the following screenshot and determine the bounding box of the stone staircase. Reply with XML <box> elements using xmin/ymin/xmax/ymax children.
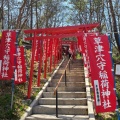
<box><xmin>24</xmin><ymin>59</ymin><xmax>94</xmax><ymax>120</ymax></box>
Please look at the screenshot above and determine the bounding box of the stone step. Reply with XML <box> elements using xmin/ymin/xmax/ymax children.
<box><xmin>71</xmin><ymin>68</ymin><xmax>84</xmax><ymax>70</ymax></box>
<box><xmin>39</xmin><ymin>98</ymin><xmax>87</xmax><ymax>105</ymax></box>
<box><xmin>32</xmin><ymin>105</ymin><xmax>88</xmax><ymax>115</ymax></box>
<box><xmin>65</xmin><ymin>73</ymin><xmax>84</xmax><ymax>76</ymax></box>
<box><xmin>42</xmin><ymin>92</ymin><xmax>86</xmax><ymax>98</ymax></box>
<box><xmin>70</xmin><ymin>70</ymin><xmax>84</xmax><ymax>72</ymax></box>
<box><xmin>71</xmin><ymin>63</ymin><xmax>83</xmax><ymax>65</ymax></box>
<box><xmin>57</xmin><ymin>71</ymin><xmax>84</xmax><ymax>74</ymax></box>
<box><xmin>26</xmin><ymin>114</ymin><xmax>62</xmax><ymax>120</ymax></box>
<box><xmin>66</xmin><ymin>74</ymin><xmax>84</xmax><ymax>77</ymax></box>
<box><xmin>52</xmin><ymin>77</ymin><xmax>85</xmax><ymax>82</ymax></box>
<box><xmin>67</xmin><ymin>69</ymin><xmax>84</xmax><ymax>72</ymax></box>
<box><xmin>66</xmin><ymin>76</ymin><xmax>85</xmax><ymax>79</ymax></box>
<box><xmin>49</xmin><ymin>82</ymin><xmax>85</xmax><ymax>87</ymax></box>
<box><xmin>69</xmin><ymin>66</ymin><xmax>84</xmax><ymax>68</ymax></box>
<box><xmin>46</xmin><ymin>86</ymin><xmax>86</xmax><ymax>92</ymax></box>
<box><xmin>26</xmin><ymin>114</ymin><xmax>89</xmax><ymax>120</ymax></box>
<box><xmin>53</xmin><ymin>74</ymin><xmax>84</xmax><ymax>79</ymax></box>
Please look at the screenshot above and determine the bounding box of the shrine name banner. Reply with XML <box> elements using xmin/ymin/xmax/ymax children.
<box><xmin>0</xmin><ymin>31</ymin><xmax>16</xmax><ymax>80</ymax></box>
<box><xmin>87</xmin><ymin>35</ymin><xmax>116</xmax><ymax>113</ymax></box>
<box><xmin>15</xmin><ymin>46</ymin><xmax>26</xmax><ymax>84</ymax></box>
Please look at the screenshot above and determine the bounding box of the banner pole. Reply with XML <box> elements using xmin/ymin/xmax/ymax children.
<box><xmin>11</xmin><ymin>77</ymin><xmax>15</xmax><ymax>109</ymax></box>
<box><xmin>24</xmin><ymin>46</ymin><xmax>29</xmax><ymax>89</ymax></box>
<box><xmin>11</xmin><ymin>30</ymin><xmax>18</xmax><ymax>109</ymax></box>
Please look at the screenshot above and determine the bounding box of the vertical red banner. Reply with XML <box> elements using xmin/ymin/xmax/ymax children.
<box><xmin>87</xmin><ymin>35</ymin><xmax>116</xmax><ymax>113</ymax></box>
<box><xmin>77</xmin><ymin>35</ymin><xmax>85</xmax><ymax>54</ymax></box>
<box><xmin>15</xmin><ymin>46</ymin><xmax>26</xmax><ymax>84</ymax></box>
<box><xmin>82</xmin><ymin>34</ymin><xmax>91</xmax><ymax>73</ymax></box>
<box><xmin>0</xmin><ymin>31</ymin><xmax>16</xmax><ymax>80</ymax></box>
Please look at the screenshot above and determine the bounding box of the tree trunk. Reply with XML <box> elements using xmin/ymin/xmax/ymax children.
<box><xmin>108</xmin><ymin>0</ymin><xmax>120</xmax><ymax>53</ymax></box>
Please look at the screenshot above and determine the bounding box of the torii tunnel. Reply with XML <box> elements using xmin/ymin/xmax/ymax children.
<box><xmin>24</xmin><ymin>23</ymin><xmax>100</xmax><ymax>98</ymax></box>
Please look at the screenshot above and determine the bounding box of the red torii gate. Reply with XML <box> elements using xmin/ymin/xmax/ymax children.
<box><xmin>24</xmin><ymin>23</ymin><xmax>100</xmax><ymax>98</ymax></box>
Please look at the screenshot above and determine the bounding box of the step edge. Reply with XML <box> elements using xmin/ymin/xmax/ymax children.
<box><xmin>84</xmin><ymin>67</ymin><xmax>95</xmax><ymax>120</ymax></box>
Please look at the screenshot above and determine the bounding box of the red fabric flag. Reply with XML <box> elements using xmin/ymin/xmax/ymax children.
<box><xmin>0</xmin><ymin>31</ymin><xmax>16</xmax><ymax>80</ymax></box>
<box><xmin>82</xmin><ymin>34</ymin><xmax>91</xmax><ymax>69</ymax></box>
<box><xmin>87</xmin><ymin>35</ymin><xmax>116</xmax><ymax>113</ymax></box>
<box><xmin>77</xmin><ymin>35</ymin><xmax>85</xmax><ymax>54</ymax></box>
<box><xmin>15</xmin><ymin>46</ymin><xmax>26</xmax><ymax>84</ymax></box>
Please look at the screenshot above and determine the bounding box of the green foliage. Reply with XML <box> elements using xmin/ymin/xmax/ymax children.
<box><xmin>0</xmin><ymin>94</ymin><xmax>19</xmax><ymax>119</ymax></box>
<box><xmin>116</xmin><ymin>78</ymin><xmax>120</xmax><ymax>100</ymax></box>
<box><xmin>95</xmin><ymin>113</ymin><xmax>118</xmax><ymax>120</ymax></box>
<box><xmin>18</xmin><ymin>38</ymin><xmax>23</xmax><ymax>46</ymax></box>
<box><xmin>112</xmin><ymin>47</ymin><xmax>120</xmax><ymax>63</ymax></box>
<box><xmin>76</xmin><ymin>53</ymin><xmax>81</xmax><ymax>59</ymax></box>
<box><xmin>70</xmin><ymin>0</ymin><xmax>87</xmax><ymax>11</ymax></box>
<box><xmin>0</xmin><ymin>82</ymin><xmax>44</xmax><ymax>119</ymax></box>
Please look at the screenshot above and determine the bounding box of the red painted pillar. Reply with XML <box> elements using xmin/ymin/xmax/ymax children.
<box><xmin>61</xmin><ymin>40</ymin><xmax>62</xmax><ymax>59</ymax></box>
<box><xmin>53</xmin><ymin>39</ymin><xmax>56</xmax><ymax>69</ymax></box>
<box><xmin>37</xmin><ymin>39</ymin><xmax>43</xmax><ymax>87</ymax></box>
<box><xmin>47</xmin><ymin>39</ymin><xmax>50</xmax><ymax>72</ymax></box>
<box><xmin>49</xmin><ymin>39</ymin><xmax>53</xmax><ymax>73</ymax></box>
<box><xmin>59</xmin><ymin>40</ymin><xmax>62</xmax><ymax>60</ymax></box>
<box><xmin>27</xmin><ymin>32</ymin><xmax>36</xmax><ymax>99</ymax></box>
<box><xmin>57</xmin><ymin>40</ymin><xmax>60</xmax><ymax>61</ymax></box>
<box><xmin>54</xmin><ymin>38</ymin><xmax>58</xmax><ymax>68</ymax></box>
<box><xmin>44</xmin><ymin>39</ymin><xmax>48</xmax><ymax>79</ymax></box>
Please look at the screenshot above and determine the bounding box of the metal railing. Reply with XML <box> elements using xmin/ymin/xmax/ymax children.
<box><xmin>54</xmin><ymin>57</ymin><xmax>71</xmax><ymax>117</ymax></box>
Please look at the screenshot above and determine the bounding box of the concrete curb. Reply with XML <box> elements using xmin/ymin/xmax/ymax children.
<box><xmin>20</xmin><ymin>59</ymin><xmax>65</xmax><ymax>120</ymax></box>
<box><xmin>84</xmin><ymin>67</ymin><xmax>95</xmax><ymax>120</ymax></box>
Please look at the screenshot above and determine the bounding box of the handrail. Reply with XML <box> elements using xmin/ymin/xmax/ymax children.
<box><xmin>53</xmin><ymin>57</ymin><xmax>72</xmax><ymax>118</ymax></box>
<box><xmin>54</xmin><ymin>58</ymin><xmax>71</xmax><ymax>95</ymax></box>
